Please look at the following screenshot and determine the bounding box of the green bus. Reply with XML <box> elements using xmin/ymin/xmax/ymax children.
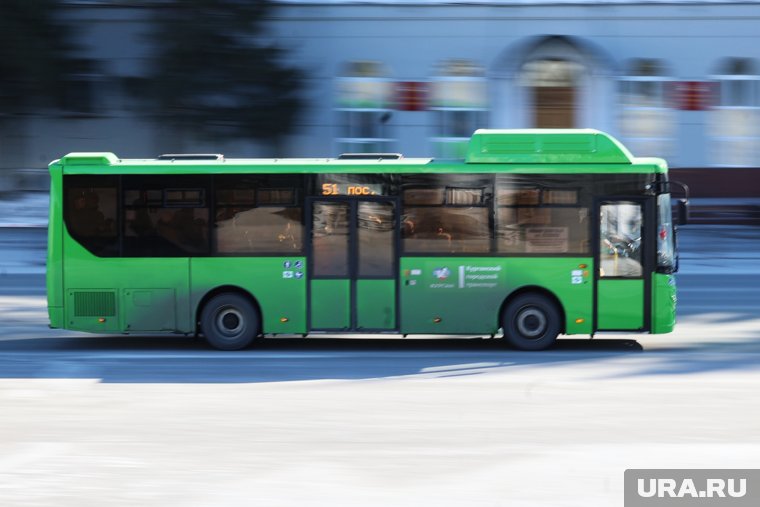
<box><xmin>47</xmin><ymin>129</ymin><xmax>677</xmax><ymax>351</ymax></box>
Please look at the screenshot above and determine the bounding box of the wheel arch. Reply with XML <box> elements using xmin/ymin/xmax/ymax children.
<box><xmin>195</xmin><ymin>285</ymin><xmax>263</xmax><ymax>335</ymax></box>
<box><xmin>498</xmin><ymin>286</ymin><xmax>566</xmax><ymax>334</ymax></box>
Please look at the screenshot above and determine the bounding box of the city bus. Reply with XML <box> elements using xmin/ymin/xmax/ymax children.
<box><xmin>47</xmin><ymin>129</ymin><xmax>677</xmax><ymax>351</ymax></box>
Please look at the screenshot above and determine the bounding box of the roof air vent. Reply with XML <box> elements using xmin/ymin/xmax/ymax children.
<box><xmin>337</xmin><ymin>153</ymin><xmax>403</xmax><ymax>161</ymax></box>
<box><xmin>157</xmin><ymin>154</ymin><xmax>224</xmax><ymax>161</ymax></box>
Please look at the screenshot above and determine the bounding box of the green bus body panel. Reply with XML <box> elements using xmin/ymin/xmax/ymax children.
<box><xmin>652</xmin><ymin>273</ymin><xmax>677</xmax><ymax>334</ymax></box>
<box><xmin>597</xmin><ymin>279</ymin><xmax>645</xmax><ymax>330</ymax></box>
<box><xmin>466</xmin><ymin>129</ymin><xmax>634</xmax><ymax>165</ymax></box>
<box><xmin>61</xmin><ymin>239</ymin><xmax>308</xmax><ymax>334</ymax></box>
<box><xmin>311</xmin><ymin>279</ymin><xmax>350</xmax><ymax>329</ymax></box>
<box><xmin>356</xmin><ymin>279</ymin><xmax>396</xmax><ymax>330</ymax></box>
<box><xmin>190</xmin><ymin>258</ymin><xmax>307</xmax><ymax>334</ymax></box>
<box><xmin>46</xmin><ymin>164</ymin><xmax>64</xmax><ymax>328</ymax></box>
<box><xmin>123</xmin><ymin>288</ymin><xmax>176</xmax><ymax>331</ymax></box>
<box><xmin>399</xmin><ymin>257</ymin><xmax>593</xmax><ymax>335</ymax></box>
<box><xmin>65</xmin><ymin>288</ymin><xmax>178</xmax><ymax>333</ymax></box>
<box><xmin>62</xmin><ymin>239</ymin><xmax>191</xmax><ymax>333</ymax></box>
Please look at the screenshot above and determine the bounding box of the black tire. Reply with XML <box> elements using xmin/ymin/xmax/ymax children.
<box><xmin>200</xmin><ymin>293</ymin><xmax>260</xmax><ymax>351</ymax></box>
<box><xmin>501</xmin><ymin>293</ymin><xmax>561</xmax><ymax>351</ymax></box>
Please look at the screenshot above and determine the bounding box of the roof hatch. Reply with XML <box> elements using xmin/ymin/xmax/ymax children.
<box><xmin>466</xmin><ymin>129</ymin><xmax>633</xmax><ymax>164</ymax></box>
<box><xmin>337</xmin><ymin>153</ymin><xmax>403</xmax><ymax>161</ymax></box>
<box><xmin>157</xmin><ymin>154</ymin><xmax>224</xmax><ymax>161</ymax></box>
<box><xmin>60</xmin><ymin>152</ymin><xmax>120</xmax><ymax>166</ymax></box>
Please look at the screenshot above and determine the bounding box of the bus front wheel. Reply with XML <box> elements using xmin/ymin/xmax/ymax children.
<box><xmin>501</xmin><ymin>293</ymin><xmax>560</xmax><ymax>351</ymax></box>
<box><xmin>200</xmin><ymin>293</ymin><xmax>260</xmax><ymax>351</ymax></box>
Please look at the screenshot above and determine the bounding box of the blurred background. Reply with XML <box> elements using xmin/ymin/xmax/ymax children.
<box><xmin>0</xmin><ymin>0</ymin><xmax>759</xmax><ymax>223</ymax></box>
<box><xmin>1</xmin><ymin>3</ymin><xmax>760</xmax><ymax>505</ymax></box>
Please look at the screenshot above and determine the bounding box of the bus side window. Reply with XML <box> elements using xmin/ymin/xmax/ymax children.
<box><xmin>401</xmin><ymin>177</ymin><xmax>491</xmax><ymax>254</ymax></box>
<box><xmin>402</xmin><ymin>205</ymin><xmax>489</xmax><ymax>253</ymax></box>
<box><xmin>156</xmin><ymin>207</ymin><xmax>208</xmax><ymax>254</ymax></box>
<box><xmin>214</xmin><ymin>175</ymin><xmax>303</xmax><ymax>254</ymax></box>
<box><xmin>495</xmin><ymin>176</ymin><xmax>590</xmax><ymax>255</ymax></box>
<box><xmin>122</xmin><ymin>176</ymin><xmax>210</xmax><ymax>257</ymax></box>
<box><xmin>64</xmin><ymin>176</ymin><xmax>118</xmax><ymax>256</ymax></box>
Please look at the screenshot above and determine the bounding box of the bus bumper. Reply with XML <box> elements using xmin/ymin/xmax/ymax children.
<box><xmin>651</xmin><ymin>273</ymin><xmax>677</xmax><ymax>334</ymax></box>
<box><xmin>48</xmin><ymin>305</ymin><xmax>63</xmax><ymax>329</ymax></box>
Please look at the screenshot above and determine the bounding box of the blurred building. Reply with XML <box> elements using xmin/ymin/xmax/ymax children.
<box><xmin>6</xmin><ymin>0</ymin><xmax>760</xmax><ymax>179</ymax></box>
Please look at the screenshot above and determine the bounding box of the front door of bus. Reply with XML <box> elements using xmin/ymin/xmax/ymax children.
<box><xmin>308</xmin><ymin>198</ymin><xmax>398</xmax><ymax>331</ymax></box>
<box><xmin>595</xmin><ymin>199</ymin><xmax>650</xmax><ymax>331</ymax></box>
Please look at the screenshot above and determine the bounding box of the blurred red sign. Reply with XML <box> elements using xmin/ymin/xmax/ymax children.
<box><xmin>673</xmin><ymin>81</ymin><xmax>715</xmax><ymax>111</ymax></box>
<box><xmin>395</xmin><ymin>82</ymin><xmax>427</xmax><ymax>111</ymax></box>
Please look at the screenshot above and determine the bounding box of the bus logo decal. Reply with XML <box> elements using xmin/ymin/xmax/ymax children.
<box><xmin>433</xmin><ymin>267</ymin><xmax>450</xmax><ymax>281</ymax></box>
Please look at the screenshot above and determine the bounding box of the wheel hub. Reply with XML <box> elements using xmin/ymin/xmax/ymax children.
<box><xmin>516</xmin><ymin>307</ymin><xmax>547</xmax><ymax>338</ymax></box>
<box><xmin>216</xmin><ymin>308</ymin><xmax>244</xmax><ymax>336</ymax></box>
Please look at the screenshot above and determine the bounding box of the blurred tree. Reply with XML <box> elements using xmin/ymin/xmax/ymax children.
<box><xmin>0</xmin><ymin>0</ymin><xmax>77</xmax><ymax>115</ymax></box>
<box><xmin>135</xmin><ymin>0</ymin><xmax>305</xmax><ymax>149</ymax></box>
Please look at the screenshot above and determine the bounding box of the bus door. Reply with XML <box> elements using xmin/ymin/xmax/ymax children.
<box><xmin>595</xmin><ymin>198</ymin><xmax>652</xmax><ymax>331</ymax></box>
<box><xmin>308</xmin><ymin>197</ymin><xmax>399</xmax><ymax>331</ymax></box>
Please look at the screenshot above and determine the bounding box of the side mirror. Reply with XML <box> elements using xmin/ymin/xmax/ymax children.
<box><xmin>670</xmin><ymin>180</ymin><xmax>690</xmax><ymax>226</ymax></box>
<box><xmin>673</xmin><ymin>224</ymin><xmax>680</xmax><ymax>274</ymax></box>
<box><xmin>677</xmin><ymin>198</ymin><xmax>689</xmax><ymax>226</ymax></box>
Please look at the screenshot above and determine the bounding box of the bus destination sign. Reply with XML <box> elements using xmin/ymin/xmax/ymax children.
<box><xmin>321</xmin><ymin>183</ymin><xmax>383</xmax><ymax>196</ymax></box>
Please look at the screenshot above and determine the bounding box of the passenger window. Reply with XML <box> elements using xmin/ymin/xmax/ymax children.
<box><xmin>402</xmin><ymin>175</ymin><xmax>492</xmax><ymax>254</ymax></box>
<box><xmin>495</xmin><ymin>178</ymin><xmax>589</xmax><ymax>254</ymax></box>
<box><xmin>258</xmin><ymin>188</ymin><xmax>295</xmax><ymax>205</ymax></box>
<box><xmin>446</xmin><ymin>187</ymin><xmax>483</xmax><ymax>205</ymax></box>
<box><xmin>215</xmin><ymin>207</ymin><xmax>303</xmax><ymax>254</ymax></box>
<box><xmin>496</xmin><ymin>207</ymin><xmax>589</xmax><ymax>254</ymax></box>
<box><xmin>122</xmin><ymin>176</ymin><xmax>210</xmax><ymax>256</ymax></box>
<box><xmin>403</xmin><ymin>187</ymin><xmax>444</xmax><ymax>205</ymax></box>
<box><xmin>64</xmin><ymin>176</ymin><xmax>118</xmax><ymax>256</ymax></box>
<box><xmin>214</xmin><ymin>175</ymin><xmax>303</xmax><ymax>254</ymax></box>
<box><xmin>403</xmin><ymin>206</ymin><xmax>490</xmax><ymax>253</ymax></box>
<box><xmin>166</xmin><ymin>189</ymin><xmax>205</xmax><ymax>206</ymax></box>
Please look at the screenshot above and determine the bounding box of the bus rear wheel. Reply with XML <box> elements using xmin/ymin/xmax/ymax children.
<box><xmin>501</xmin><ymin>293</ymin><xmax>560</xmax><ymax>351</ymax></box>
<box><xmin>200</xmin><ymin>293</ymin><xmax>260</xmax><ymax>351</ymax></box>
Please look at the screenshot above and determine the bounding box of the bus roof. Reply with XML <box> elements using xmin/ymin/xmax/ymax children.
<box><xmin>53</xmin><ymin>129</ymin><xmax>667</xmax><ymax>174</ymax></box>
